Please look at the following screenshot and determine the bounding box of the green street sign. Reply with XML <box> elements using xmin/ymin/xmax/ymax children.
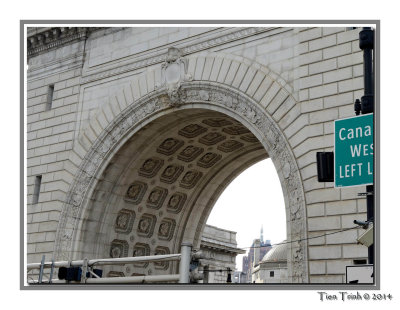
<box><xmin>334</xmin><ymin>114</ymin><xmax>374</xmax><ymax>187</ymax></box>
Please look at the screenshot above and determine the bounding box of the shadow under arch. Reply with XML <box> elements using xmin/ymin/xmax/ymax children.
<box><xmin>54</xmin><ymin>81</ymin><xmax>308</xmax><ymax>283</ymax></box>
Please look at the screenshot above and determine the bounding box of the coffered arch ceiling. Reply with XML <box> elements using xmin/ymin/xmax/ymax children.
<box><xmin>77</xmin><ymin>108</ymin><xmax>268</xmax><ymax>277</ymax></box>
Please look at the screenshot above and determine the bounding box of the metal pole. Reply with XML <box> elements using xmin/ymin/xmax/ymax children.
<box><xmin>178</xmin><ymin>242</ymin><xmax>192</xmax><ymax>283</ymax></box>
<box><xmin>86</xmin><ymin>274</ymin><xmax>180</xmax><ymax>284</ymax></box>
<box><xmin>27</xmin><ymin>253</ymin><xmax>181</xmax><ymax>270</ymax></box>
<box><xmin>359</xmin><ymin>27</ymin><xmax>375</xmax><ymax>265</ymax></box>
<box><xmin>203</xmin><ymin>265</ymin><xmax>209</xmax><ymax>283</ymax></box>
<box><xmin>366</xmin><ymin>184</ymin><xmax>374</xmax><ymax>264</ymax></box>
<box><xmin>38</xmin><ymin>255</ymin><xmax>45</xmax><ymax>283</ymax></box>
<box><xmin>49</xmin><ymin>258</ymin><xmax>55</xmax><ymax>283</ymax></box>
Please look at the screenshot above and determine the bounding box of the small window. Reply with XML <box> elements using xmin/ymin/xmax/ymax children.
<box><xmin>46</xmin><ymin>84</ymin><xmax>54</xmax><ymax>110</ymax></box>
<box><xmin>270</xmin><ymin>271</ymin><xmax>274</xmax><ymax>277</ymax></box>
<box><xmin>32</xmin><ymin>175</ymin><xmax>42</xmax><ymax>204</ymax></box>
<box><xmin>353</xmin><ymin>259</ymin><xmax>367</xmax><ymax>265</ymax></box>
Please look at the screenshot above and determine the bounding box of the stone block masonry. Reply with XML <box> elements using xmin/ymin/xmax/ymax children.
<box><xmin>27</xmin><ymin>36</ymin><xmax>85</xmax><ymax>263</ymax></box>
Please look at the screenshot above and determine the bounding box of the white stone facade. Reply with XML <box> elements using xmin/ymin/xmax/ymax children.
<box><xmin>199</xmin><ymin>225</ymin><xmax>244</xmax><ymax>283</ymax></box>
<box><xmin>26</xmin><ymin>25</ymin><xmax>371</xmax><ymax>284</ymax></box>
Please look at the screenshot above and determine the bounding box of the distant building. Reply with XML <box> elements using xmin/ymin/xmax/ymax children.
<box><xmin>199</xmin><ymin>224</ymin><xmax>245</xmax><ymax>283</ymax></box>
<box><xmin>252</xmin><ymin>241</ymin><xmax>288</xmax><ymax>283</ymax></box>
<box><xmin>241</xmin><ymin>226</ymin><xmax>272</xmax><ymax>283</ymax></box>
<box><xmin>232</xmin><ymin>270</ymin><xmax>247</xmax><ymax>283</ymax></box>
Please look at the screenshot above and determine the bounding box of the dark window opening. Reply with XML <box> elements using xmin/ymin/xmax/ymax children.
<box><xmin>33</xmin><ymin>175</ymin><xmax>42</xmax><ymax>204</ymax></box>
<box><xmin>270</xmin><ymin>271</ymin><xmax>274</xmax><ymax>277</ymax></box>
<box><xmin>46</xmin><ymin>85</ymin><xmax>54</xmax><ymax>110</ymax></box>
<box><xmin>353</xmin><ymin>259</ymin><xmax>367</xmax><ymax>265</ymax></box>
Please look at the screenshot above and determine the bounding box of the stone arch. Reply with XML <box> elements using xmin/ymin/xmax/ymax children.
<box><xmin>55</xmin><ymin>53</ymin><xmax>308</xmax><ymax>282</ymax></box>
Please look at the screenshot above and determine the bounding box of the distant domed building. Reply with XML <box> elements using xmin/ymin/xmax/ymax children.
<box><xmin>252</xmin><ymin>241</ymin><xmax>288</xmax><ymax>283</ymax></box>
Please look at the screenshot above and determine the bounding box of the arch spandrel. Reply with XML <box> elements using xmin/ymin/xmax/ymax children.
<box><xmin>55</xmin><ymin>53</ymin><xmax>308</xmax><ymax>283</ymax></box>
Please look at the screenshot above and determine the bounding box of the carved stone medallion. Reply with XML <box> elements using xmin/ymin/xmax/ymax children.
<box><xmin>114</xmin><ymin>209</ymin><xmax>135</xmax><ymax>234</ymax></box>
<box><xmin>146</xmin><ymin>187</ymin><xmax>168</xmax><ymax>209</ymax></box>
<box><xmin>139</xmin><ymin>157</ymin><xmax>164</xmax><ymax>178</ymax></box>
<box><xmin>137</xmin><ymin>214</ymin><xmax>156</xmax><ymax>237</ymax></box>
<box><xmin>197</xmin><ymin>152</ymin><xmax>222</xmax><ymax>168</ymax></box>
<box><xmin>166</xmin><ymin>192</ymin><xmax>187</xmax><ymax>214</ymax></box>
<box><xmin>217</xmin><ymin>140</ymin><xmax>244</xmax><ymax>152</ymax></box>
<box><xmin>157</xmin><ymin>138</ymin><xmax>184</xmax><ymax>156</ymax></box>
<box><xmin>125</xmin><ymin>181</ymin><xmax>147</xmax><ymax>204</ymax></box>
<box><xmin>199</xmin><ymin>132</ymin><xmax>226</xmax><ymax>145</ymax></box>
<box><xmin>161</xmin><ymin>47</ymin><xmax>192</xmax><ymax>105</ymax></box>
<box><xmin>180</xmin><ymin>170</ymin><xmax>203</xmax><ymax>189</ymax></box>
<box><xmin>158</xmin><ymin>218</ymin><xmax>176</xmax><ymax>241</ymax></box>
<box><xmin>177</xmin><ymin>145</ymin><xmax>204</xmax><ymax>162</ymax></box>
<box><xmin>178</xmin><ymin>124</ymin><xmax>207</xmax><ymax>138</ymax></box>
<box><xmin>132</xmin><ymin>243</ymin><xmax>150</xmax><ymax>267</ymax></box>
<box><xmin>160</xmin><ymin>164</ymin><xmax>184</xmax><ymax>184</ymax></box>
<box><xmin>110</xmin><ymin>239</ymin><xmax>129</xmax><ymax>258</ymax></box>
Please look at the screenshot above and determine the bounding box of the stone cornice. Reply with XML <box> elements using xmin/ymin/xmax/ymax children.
<box><xmin>200</xmin><ymin>241</ymin><xmax>246</xmax><ymax>254</ymax></box>
<box><xmin>27</xmin><ymin>27</ymin><xmax>104</xmax><ymax>57</ymax></box>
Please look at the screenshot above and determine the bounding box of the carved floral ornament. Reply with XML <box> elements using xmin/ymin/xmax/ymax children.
<box><xmin>55</xmin><ymin>82</ymin><xmax>307</xmax><ymax>282</ymax></box>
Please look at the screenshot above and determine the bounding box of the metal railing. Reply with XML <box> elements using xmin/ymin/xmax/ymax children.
<box><xmin>27</xmin><ymin>243</ymin><xmax>195</xmax><ymax>284</ymax></box>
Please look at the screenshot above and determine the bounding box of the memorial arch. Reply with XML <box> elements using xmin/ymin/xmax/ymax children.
<box><xmin>27</xmin><ymin>26</ymin><xmax>371</xmax><ymax>284</ymax></box>
<box><xmin>54</xmin><ymin>53</ymin><xmax>308</xmax><ymax>282</ymax></box>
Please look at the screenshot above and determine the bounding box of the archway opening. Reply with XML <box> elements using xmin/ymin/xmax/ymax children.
<box><xmin>206</xmin><ymin>158</ymin><xmax>287</xmax><ymax>283</ymax></box>
<box><xmin>75</xmin><ymin>108</ymin><xmax>278</xmax><ymax>277</ymax></box>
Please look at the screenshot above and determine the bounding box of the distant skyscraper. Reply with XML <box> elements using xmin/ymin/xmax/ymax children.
<box><xmin>241</xmin><ymin>226</ymin><xmax>272</xmax><ymax>282</ymax></box>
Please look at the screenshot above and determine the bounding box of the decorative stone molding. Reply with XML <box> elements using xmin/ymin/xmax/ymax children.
<box><xmin>27</xmin><ymin>27</ymin><xmax>103</xmax><ymax>57</ymax></box>
<box><xmin>55</xmin><ymin>82</ymin><xmax>307</xmax><ymax>282</ymax></box>
<box><xmin>161</xmin><ymin>47</ymin><xmax>192</xmax><ymax>105</ymax></box>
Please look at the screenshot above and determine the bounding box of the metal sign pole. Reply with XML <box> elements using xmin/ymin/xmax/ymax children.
<box><xmin>358</xmin><ymin>27</ymin><xmax>374</xmax><ymax>265</ymax></box>
<box><xmin>362</xmin><ymin>27</ymin><xmax>374</xmax><ymax>266</ymax></box>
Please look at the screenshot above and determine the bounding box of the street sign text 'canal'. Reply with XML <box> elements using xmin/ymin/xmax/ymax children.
<box><xmin>334</xmin><ymin>114</ymin><xmax>373</xmax><ymax>187</ymax></box>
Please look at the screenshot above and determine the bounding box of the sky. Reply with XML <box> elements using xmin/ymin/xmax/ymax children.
<box><xmin>206</xmin><ymin>158</ymin><xmax>287</xmax><ymax>270</ymax></box>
